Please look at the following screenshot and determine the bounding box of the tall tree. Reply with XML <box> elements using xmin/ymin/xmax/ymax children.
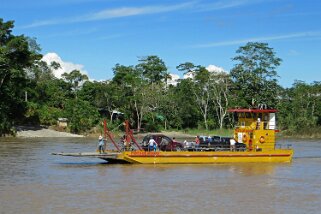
<box><xmin>230</xmin><ymin>42</ymin><xmax>281</xmax><ymax>108</ymax></box>
<box><xmin>172</xmin><ymin>78</ymin><xmax>199</xmax><ymax>129</ymax></box>
<box><xmin>211</xmin><ymin>71</ymin><xmax>231</xmax><ymax>129</ymax></box>
<box><xmin>61</xmin><ymin>69</ymin><xmax>88</xmax><ymax>99</ymax></box>
<box><xmin>24</xmin><ymin>60</ymin><xmax>65</xmax><ymax>125</ymax></box>
<box><xmin>177</xmin><ymin>62</ymin><xmax>211</xmax><ymax>129</ymax></box>
<box><xmin>80</xmin><ymin>81</ymin><xmax>121</xmax><ymax>124</ymax></box>
<box><xmin>136</xmin><ymin>55</ymin><xmax>167</xmax><ymax>84</ymax></box>
<box><xmin>160</xmin><ymin>85</ymin><xmax>182</xmax><ymax>130</ymax></box>
<box><xmin>193</xmin><ymin>66</ymin><xmax>212</xmax><ymax>130</ymax></box>
<box><xmin>176</xmin><ymin>62</ymin><xmax>196</xmax><ymax>78</ymax></box>
<box><xmin>112</xmin><ymin>63</ymin><xmax>146</xmax><ymax>130</ymax></box>
<box><xmin>0</xmin><ymin>19</ymin><xmax>41</xmax><ymax>135</ymax></box>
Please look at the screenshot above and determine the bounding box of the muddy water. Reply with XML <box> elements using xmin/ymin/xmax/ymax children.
<box><xmin>0</xmin><ymin>137</ymin><xmax>321</xmax><ymax>214</ymax></box>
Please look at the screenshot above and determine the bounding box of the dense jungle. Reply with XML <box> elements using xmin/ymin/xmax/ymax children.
<box><xmin>1</xmin><ymin>18</ymin><xmax>320</xmax><ymax>137</ymax></box>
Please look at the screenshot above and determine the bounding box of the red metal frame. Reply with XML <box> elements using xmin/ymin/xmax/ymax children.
<box><xmin>103</xmin><ymin>119</ymin><xmax>142</xmax><ymax>152</ymax></box>
<box><xmin>104</xmin><ymin>119</ymin><xmax>121</xmax><ymax>152</ymax></box>
<box><xmin>125</xmin><ymin>120</ymin><xmax>142</xmax><ymax>151</ymax></box>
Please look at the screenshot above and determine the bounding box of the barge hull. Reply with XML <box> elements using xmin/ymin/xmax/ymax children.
<box><xmin>119</xmin><ymin>150</ymin><xmax>293</xmax><ymax>164</ymax></box>
<box><xmin>53</xmin><ymin>150</ymin><xmax>293</xmax><ymax>164</ymax></box>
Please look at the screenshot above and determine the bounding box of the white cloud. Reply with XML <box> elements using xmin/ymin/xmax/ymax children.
<box><xmin>88</xmin><ymin>3</ymin><xmax>194</xmax><ymax>21</ymax></box>
<box><xmin>23</xmin><ymin>2</ymin><xmax>194</xmax><ymax>28</ymax></box>
<box><xmin>288</xmin><ymin>49</ymin><xmax>300</xmax><ymax>56</ymax></box>
<box><xmin>42</xmin><ymin>52</ymin><xmax>88</xmax><ymax>79</ymax></box>
<box><xmin>23</xmin><ymin>0</ymin><xmax>258</xmax><ymax>28</ymax></box>
<box><xmin>178</xmin><ymin>64</ymin><xmax>227</xmax><ymax>82</ymax></box>
<box><xmin>192</xmin><ymin>31</ymin><xmax>321</xmax><ymax>48</ymax></box>
<box><xmin>206</xmin><ymin>64</ymin><xmax>226</xmax><ymax>73</ymax></box>
<box><xmin>167</xmin><ymin>73</ymin><xmax>180</xmax><ymax>86</ymax></box>
<box><xmin>195</xmin><ymin>0</ymin><xmax>256</xmax><ymax>12</ymax></box>
<box><xmin>183</xmin><ymin>72</ymin><xmax>195</xmax><ymax>79</ymax></box>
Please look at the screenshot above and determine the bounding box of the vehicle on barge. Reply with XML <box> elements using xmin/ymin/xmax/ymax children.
<box><xmin>52</xmin><ymin>108</ymin><xmax>293</xmax><ymax>164</ymax></box>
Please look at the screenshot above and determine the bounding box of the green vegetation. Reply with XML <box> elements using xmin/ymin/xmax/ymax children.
<box><xmin>1</xmin><ymin>18</ymin><xmax>320</xmax><ymax>137</ymax></box>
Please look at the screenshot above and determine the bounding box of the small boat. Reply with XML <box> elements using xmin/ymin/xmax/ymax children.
<box><xmin>53</xmin><ymin>108</ymin><xmax>293</xmax><ymax>164</ymax></box>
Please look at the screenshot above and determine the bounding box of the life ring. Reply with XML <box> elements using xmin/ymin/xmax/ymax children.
<box><xmin>259</xmin><ymin>136</ymin><xmax>265</xmax><ymax>143</ymax></box>
<box><xmin>242</xmin><ymin>134</ymin><xmax>247</xmax><ymax>142</ymax></box>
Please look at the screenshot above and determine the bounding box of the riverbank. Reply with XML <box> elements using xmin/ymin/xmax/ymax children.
<box><xmin>15</xmin><ymin>126</ymin><xmax>84</xmax><ymax>138</ymax></box>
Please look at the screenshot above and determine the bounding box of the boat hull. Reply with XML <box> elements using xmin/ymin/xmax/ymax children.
<box><xmin>107</xmin><ymin>149</ymin><xmax>294</xmax><ymax>164</ymax></box>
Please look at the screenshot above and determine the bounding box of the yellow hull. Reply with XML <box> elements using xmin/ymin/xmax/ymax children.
<box><xmin>110</xmin><ymin>149</ymin><xmax>294</xmax><ymax>164</ymax></box>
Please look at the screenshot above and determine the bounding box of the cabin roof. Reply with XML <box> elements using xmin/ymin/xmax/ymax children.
<box><xmin>228</xmin><ymin>108</ymin><xmax>278</xmax><ymax>113</ymax></box>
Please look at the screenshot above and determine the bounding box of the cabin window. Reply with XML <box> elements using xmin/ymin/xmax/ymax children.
<box><xmin>264</xmin><ymin>114</ymin><xmax>268</xmax><ymax>121</ymax></box>
<box><xmin>269</xmin><ymin>113</ymin><xmax>276</xmax><ymax>129</ymax></box>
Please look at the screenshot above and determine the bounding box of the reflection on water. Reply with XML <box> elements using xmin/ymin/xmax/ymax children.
<box><xmin>0</xmin><ymin>138</ymin><xmax>321</xmax><ymax>214</ymax></box>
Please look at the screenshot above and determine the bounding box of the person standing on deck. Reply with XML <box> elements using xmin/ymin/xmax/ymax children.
<box><xmin>230</xmin><ymin>138</ymin><xmax>236</xmax><ymax>151</ymax></box>
<box><xmin>149</xmin><ymin>137</ymin><xmax>156</xmax><ymax>151</ymax></box>
<box><xmin>195</xmin><ymin>136</ymin><xmax>200</xmax><ymax>148</ymax></box>
<box><xmin>98</xmin><ymin>135</ymin><xmax>104</xmax><ymax>153</ymax></box>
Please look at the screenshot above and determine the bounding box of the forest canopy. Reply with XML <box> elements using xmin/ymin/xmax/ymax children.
<box><xmin>1</xmin><ymin>18</ymin><xmax>320</xmax><ymax>136</ymax></box>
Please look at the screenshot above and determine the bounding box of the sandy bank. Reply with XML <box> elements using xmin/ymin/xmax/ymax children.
<box><xmin>15</xmin><ymin>125</ymin><xmax>194</xmax><ymax>139</ymax></box>
<box><xmin>16</xmin><ymin>126</ymin><xmax>84</xmax><ymax>138</ymax></box>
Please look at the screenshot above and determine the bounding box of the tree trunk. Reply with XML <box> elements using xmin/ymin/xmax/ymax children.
<box><xmin>134</xmin><ymin>100</ymin><xmax>143</xmax><ymax>132</ymax></box>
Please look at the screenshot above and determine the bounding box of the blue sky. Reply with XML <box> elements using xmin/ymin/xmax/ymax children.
<box><xmin>2</xmin><ymin>0</ymin><xmax>321</xmax><ymax>87</ymax></box>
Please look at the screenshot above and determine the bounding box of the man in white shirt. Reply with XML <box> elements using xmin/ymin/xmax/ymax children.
<box><xmin>149</xmin><ymin>137</ymin><xmax>156</xmax><ymax>151</ymax></box>
<box><xmin>230</xmin><ymin>138</ymin><xmax>236</xmax><ymax>151</ymax></box>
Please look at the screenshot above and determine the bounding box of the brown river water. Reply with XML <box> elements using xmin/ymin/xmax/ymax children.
<box><xmin>0</xmin><ymin>137</ymin><xmax>321</xmax><ymax>214</ymax></box>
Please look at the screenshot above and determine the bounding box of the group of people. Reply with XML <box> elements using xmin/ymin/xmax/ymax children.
<box><xmin>98</xmin><ymin>134</ymin><xmax>135</xmax><ymax>153</ymax></box>
<box><xmin>98</xmin><ymin>134</ymin><xmax>238</xmax><ymax>153</ymax></box>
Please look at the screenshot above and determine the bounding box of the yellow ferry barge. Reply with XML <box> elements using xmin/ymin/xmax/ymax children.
<box><xmin>53</xmin><ymin>108</ymin><xmax>293</xmax><ymax>164</ymax></box>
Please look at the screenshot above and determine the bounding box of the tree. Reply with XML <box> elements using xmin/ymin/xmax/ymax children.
<box><xmin>136</xmin><ymin>55</ymin><xmax>167</xmax><ymax>84</ymax></box>
<box><xmin>193</xmin><ymin>66</ymin><xmax>212</xmax><ymax>130</ymax></box>
<box><xmin>277</xmin><ymin>81</ymin><xmax>321</xmax><ymax>134</ymax></box>
<box><xmin>143</xmin><ymin>83</ymin><xmax>165</xmax><ymax>131</ymax></box>
<box><xmin>172</xmin><ymin>78</ymin><xmax>199</xmax><ymax>129</ymax></box>
<box><xmin>64</xmin><ymin>99</ymin><xmax>99</xmax><ymax>134</ymax></box>
<box><xmin>61</xmin><ymin>70</ymin><xmax>88</xmax><ymax>99</ymax></box>
<box><xmin>79</xmin><ymin>81</ymin><xmax>121</xmax><ymax>124</ymax></box>
<box><xmin>112</xmin><ymin>63</ymin><xmax>146</xmax><ymax>131</ymax></box>
<box><xmin>211</xmin><ymin>71</ymin><xmax>231</xmax><ymax>129</ymax></box>
<box><xmin>112</xmin><ymin>61</ymin><xmax>169</xmax><ymax>132</ymax></box>
<box><xmin>177</xmin><ymin>62</ymin><xmax>211</xmax><ymax>129</ymax></box>
<box><xmin>0</xmin><ymin>19</ymin><xmax>42</xmax><ymax>135</ymax></box>
<box><xmin>176</xmin><ymin>62</ymin><xmax>196</xmax><ymax>78</ymax></box>
<box><xmin>230</xmin><ymin>42</ymin><xmax>281</xmax><ymax>108</ymax></box>
<box><xmin>159</xmin><ymin>85</ymin><xmax>182</xmax><ymax>130</ymax></box>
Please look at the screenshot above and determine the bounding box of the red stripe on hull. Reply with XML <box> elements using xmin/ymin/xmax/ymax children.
<box><xmin>128</xmin><ymin>154</ymin><xmax>291</xmax><ymax>158</ymax></box>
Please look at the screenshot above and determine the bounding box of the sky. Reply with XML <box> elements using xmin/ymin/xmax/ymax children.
<box><xmin>2</xmin><ymin>0</ymin><xmax>321</xmax><ymax>87</ymax></box>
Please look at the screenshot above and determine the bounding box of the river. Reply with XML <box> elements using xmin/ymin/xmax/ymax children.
<box><xmin>0</xmin><ymin>137</ymin><xmax>320</xmax><ymax>214</ymax></box>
